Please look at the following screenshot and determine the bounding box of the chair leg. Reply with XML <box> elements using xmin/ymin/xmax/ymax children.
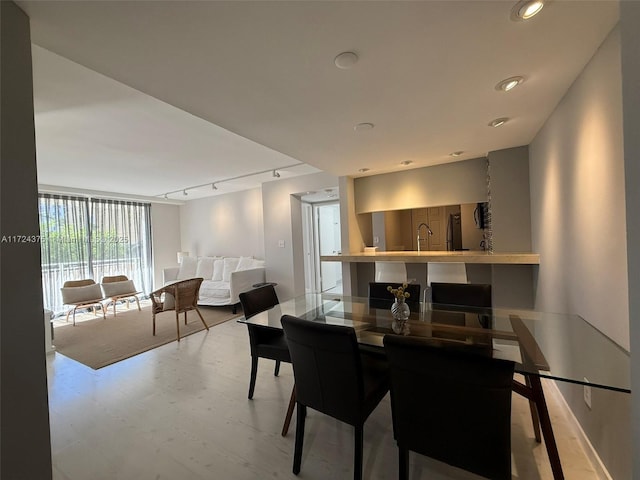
<box><xmin>134</xmin><ymin>296</ymin><xmax>141</xmax><ymax>311</ymax></box>
<box><xmin>354</xmin><ymin>425</ymin><xmax>363</xmax><ymax>480</ymax></box>
<box><xmin>248</xmin><ymin>356</ymin><xmax>259</xmax><ymax>399</ymax></box>
<box><xmin>526</xmin><ymin>375</ymin><xmax>542</xmax><ymax>442</ymax></box>
<box><xmin>293</xmin><ymin>403</ymin><xmax>306</xmax><ymax>475</ymax></box>
<box><xmin>184</xmin><ymin>311</ymin><xmax>188</xmax><ymax>325</ymax></box>
<box><xmin>399</xmin><ymin>446</ymin><xmax>409</xmax><ymax>480</ymax></box>
<box><xmin>194</xmin><ymin>307</ymin><xmax>209</xmax><ymax>331</ymax></box>
<box><xmin>274</xmin><ymin>360</ymin><xmax>281</xmax><ymax>376</ymax></box>
<box><xmin>281</xmin><ymin>386</ymin><xmax>296</xmax><ymax>437</ymax></box>
<box><xmin>232</xmin><ymin>304</ymin><xmax>237</xmax><ymax>314</ymax></box>
<box><xmin>175</xmin><ymin>311</ymin><xmax>181</xmax><ymax>341</ymax></box>
<box><xmin>152</xmin><ymin>313</ymin><xmax>156</xmax><ymax>336</ymax></box>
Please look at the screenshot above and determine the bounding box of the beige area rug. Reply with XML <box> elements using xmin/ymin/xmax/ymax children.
<box><xmin>53</xmin><ymin>304</ymin><xmax>240</xmax><ymax>369</ymax></box>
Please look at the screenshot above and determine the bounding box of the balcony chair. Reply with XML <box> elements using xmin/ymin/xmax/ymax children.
<box><xmin>383</xmin><ymin>334</ymin><xmax>515</xmax><ymax>480</ymax></box>
<box><xmin>149</xmin><ymin>277</ymin><xmax>208</xmax><ymax>341</ymax></box>
<box><xmin>281</xmin><ymin>315</ymin><xmax>389</xmax><ymax>480</ymax></box>
<box><xmin>101</xmin><ymin>275</ymin><xmax>142</xmax><ymax>316</ymax></box>
<box><xmin>60</xmin><ymin>279</ymin><xmax>106</xmax><ymax>326</ymax></box>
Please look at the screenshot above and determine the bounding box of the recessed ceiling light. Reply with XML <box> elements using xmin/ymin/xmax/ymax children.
<box><xmin>495</xmin><ymin>76</ymin><xmax>524</xmax><ymax>92</ymax></box>
<box><xmin>354</xmin><ymin>122</ymin><xmax>374</xmax><ymax>131</ymax></box>
<box><xmin>358</xmin><ymin>168</ymin><xmax>370</xmax><ymax>173</ymax></box>
<box><xmin>512</xmin><ymin>0</ymin><xmax>545</xmax><ymax>21</ymax></box>
<box><xmin>488</xmin><ymin>117</ymin><xmax>509</xmax><ymax>128</ymax></box>
<box><xmin>400</xmin><ymin>160</ymin><xmax>413</xmax><ymax>166</ymax></box>
<box><xmin>334</xmin><ymin>51</ymin><xmax>359</xmax><ymax>69</ymax></box>
<box><xmin>450</xmin><ymin>151</ymin><xmax>464</xmax><ymax>157</ymax></box>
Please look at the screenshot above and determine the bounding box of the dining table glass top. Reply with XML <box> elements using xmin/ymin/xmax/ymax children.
<box><xmin>238</xmin><ymin>294</ymin><xmax>631</xmax><ymax>393</ymax></box>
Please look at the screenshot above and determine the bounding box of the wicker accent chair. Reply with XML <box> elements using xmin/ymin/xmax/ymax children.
<box><xmin>61</xmin><ymin>279</ymin><xmax>106</xmax><ymax>326</ymax></box>
<box><xmin>150</xmin><ymin>277</ymin><xmax>208</xmax><ymax>341</ymax></box>
<box><xmin>101</xmin><ymin>275</ymin><xmax>142</xmax><ymax>316</ymax></box>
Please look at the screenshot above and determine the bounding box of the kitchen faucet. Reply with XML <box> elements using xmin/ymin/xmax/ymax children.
<box><xmin>417</xmin><ymin>223</ymin><xmax>433</xmax><ymax>252</ymax></box>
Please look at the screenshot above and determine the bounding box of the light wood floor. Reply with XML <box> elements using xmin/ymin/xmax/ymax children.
<box><xmin>48</xmin><ymin>317</ymin><xmax>603</xmax><ymax>480</ymax></box>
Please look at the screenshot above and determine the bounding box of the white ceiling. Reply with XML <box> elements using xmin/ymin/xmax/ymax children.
<box><xmin>19</xmin><ymin>1</ymin><xmax>619</xmax><ymax>202</ymax></box>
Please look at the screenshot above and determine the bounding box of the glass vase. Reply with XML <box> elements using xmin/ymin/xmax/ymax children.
<box><xmin>391</xmin><ymin>297</ymin><xmax>410</xmax><ymax>321</ymax></box>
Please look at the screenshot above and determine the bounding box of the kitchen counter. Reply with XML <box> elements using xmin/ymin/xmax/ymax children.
<box><xmin>320</xmin><ymin>251</ymin><xmax>540</xmax><ymax>265</ymax></box>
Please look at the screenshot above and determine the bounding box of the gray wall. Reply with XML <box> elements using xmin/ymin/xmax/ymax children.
<box><xmin>150</xmin><ymin>203</ymin><xmax>181</xmax><ymax>289</ymax></box>
<box><xmin>262</xmin><ymin>172</ymin><xmax>338</xmax><ymax>300</ymax></box>
<box><xmin>179</xmin><ymin>188</ymin><xmax>265</xmax><ymax>259</ymax></box>
<box><xmin>488</xmin><ymin>146</ymin><xmax>534</xmax><ymax>308</ymax></box>
<box><xmin>529</xmin><ymin>24</ymin><xmax>630</xmax><ymax>479</ymax></box>
<box><xmin>0</xmin><ymin>2</ymin><xmax>53</xmax><ymax>478</ymax></box>
<box><xmin>353</xmin><ymin>157</ymin><xmax>487</xmax><ymax>214</ymax></box>
<box><xmin>620</xmin><ymin>3</ymin><xmax>640</xmax><ymax>479</ymax></box>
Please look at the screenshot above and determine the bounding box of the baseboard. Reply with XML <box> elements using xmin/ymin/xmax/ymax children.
<box><xmin>544</xmin><ymin>379</ymin><xmax>613</xmax><ymax>480</ymax></box>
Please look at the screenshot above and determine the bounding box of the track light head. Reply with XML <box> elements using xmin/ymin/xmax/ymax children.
<box><xmin>273</xmin><ymin>170</ymin><xmax>281</xmax><ymax>178</ymax></box>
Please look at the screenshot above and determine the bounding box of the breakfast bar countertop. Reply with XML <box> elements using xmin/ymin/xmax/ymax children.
<box><xmin>320</xmin><ymin>251</ymin><xmax>540</xmax><ymax>265</ymax></box>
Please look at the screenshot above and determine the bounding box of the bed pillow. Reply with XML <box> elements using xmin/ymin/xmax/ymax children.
<box><xmin>195</xmin><ymin>257</ymin><xmax>216</xmax><ymax>280</ymax></box>
<box><xmin>212</xmin><ymin>259</ymin><xmax>225</xmax><ymax>281</ymax></box>
<box><xmin>101</xmin><ymin>280</ymin><xmax>137</xmax><ymax>297</ymax></box>
<box><xmin>61</xmin><ymin>283</ymin><xmax>103</xmax><ymax>304</ymax></box>
<box><xmin>222</xmin><ymin>257</ymin><xmax>240</xmax><ymax>282</ymax></box>
<box><xmin>177</xmin><ymin>256</ymin><xmax>198</xmax><ymax>280</ymax></box>
<box><xmin>236</xmin><ymin>256</ymin><xmax>255</xmax><ymax>271</ymax></box>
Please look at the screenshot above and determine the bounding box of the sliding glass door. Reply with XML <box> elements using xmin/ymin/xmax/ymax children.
<box><xmin>39</xmin><ymin>194</ymin><xmax>152</xmax><ymax>314</ymax></box>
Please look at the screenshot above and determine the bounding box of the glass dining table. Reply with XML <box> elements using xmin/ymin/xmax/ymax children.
<box><xmin>238</xmin><ymin>293</ymin><xmax>631</xmax><ymax>480</ymax></box>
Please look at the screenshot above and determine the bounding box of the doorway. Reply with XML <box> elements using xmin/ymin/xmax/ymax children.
<box><xmin>301</xmin><ymin>200</ymin><xmax>342</xmax><ymax>294</ymax></box>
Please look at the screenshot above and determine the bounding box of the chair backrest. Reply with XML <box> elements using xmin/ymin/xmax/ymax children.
<box><xmin>426</xmin><ymin>262</ymin><xmax>467</xmax><ymax>285</ymax></box>
<box><xmin>102</xmin><ymin>275</ymin><xmax>129</xmax><ymax>284</ymax></box>
<box><xmin>239</xmin><ymin>285</ymin><xmax>279</xmax><ymax>319</ymax></box>
<box><xmin>430</xmin><ymin>282</ymin><xmax>492</xmax><ymax>307</ymax></box>
<box><xmin>368</xmin><ymin>282</ymin><xmax>421</xmax><ymax>309</ymax></box>
<box><xmin>375</xmin><ymin>261</ymin><xmax>407</xmax><ymax>283</ymax></box>
<box><xmin>174</xmin><ymin>278</ymin><xmax>203</xmax><ymax>312</ymax></box>
<box><xmin>63</xmin><ymin>279</ymin><xmax>96</xmax><ymax>288</ymax></box>
<box><xmin>383</xmin><ymin>334</ymin><xmax>514</xmax><ymax>480</ymax></box>
<box><xmin>281</xmin><ymin>315</ymin><xmax>365</xmax><ymax>425</ymax></box>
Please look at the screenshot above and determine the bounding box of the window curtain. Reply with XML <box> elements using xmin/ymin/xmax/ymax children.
<box><xmin>38</xmin><ymin>194</ymin><xmax>153</xmax><ymax>314</ymax></box>
<box><xmin>90</xmin><ymin>198</ymin><xmax>153</xmax><ymax>296</ymax></box>
<box><xmin>39</xmin><ymin>194</ymin><xmax>91</xmax><ymax>314</ymax></box>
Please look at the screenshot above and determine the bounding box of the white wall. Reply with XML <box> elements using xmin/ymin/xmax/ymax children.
<box><xmin>529</xmin><ymin>25</ymin><xmax>631</xmax><ymax>479</ymax></box>
<box><xmin>262</xmin><ymin>172</ymin><xmax>338</xmax><ymax>300</ymax></box>
<box><xmin>150</xmin><ymin>202</ymin><xmax>181</xmax><ymax>289</ymax></box>
<box><xmin>179</xmin><ymin>188</ymin><xmax>265</xmax><ymax>259</ymax></box>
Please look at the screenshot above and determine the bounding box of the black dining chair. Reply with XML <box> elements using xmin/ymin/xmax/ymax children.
<box><xmin>368</xmin><ymin>282</ymin><xmax>421</xmax><ymax>310</ymax></box>
<box><xmin>383</xmin><ymin>334</ymin><xmax>515</xmax><ymax>480</ymax></box>
<box><xmin>430</xmin><ymin>282</ymin><xmax>492</xmax><ymax>307</ymax></box>
<box><xmin>280</xmin><ymin>315</ymin><xmax>390</xmax><ymax>480</ymax></box>
<box><xmin>239</xmin><ymin>285</ymin><xmax>290</xmax><ymax>400</ymax></box>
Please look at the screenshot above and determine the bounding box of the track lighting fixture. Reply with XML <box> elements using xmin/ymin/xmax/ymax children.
<box><xmin>157</xmin><ymin>162</ymin><xmax>301</xmax><ymax>199</ymax></box>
